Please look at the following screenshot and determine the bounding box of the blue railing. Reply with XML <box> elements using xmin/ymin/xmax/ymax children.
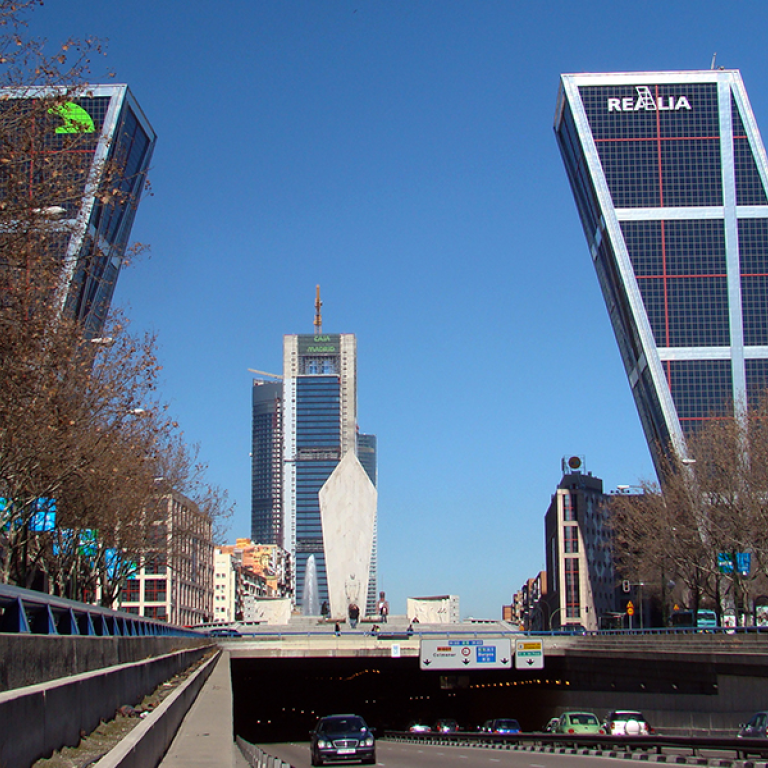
<box><xmin>0</xmin><ymin>583</ymin><xmax>205</xmax><ymax>637</ymax></box>
<box><xmin>200</xmin><ymin>623</ymin><xmax>768</xmax><ymax>641</ymax></box>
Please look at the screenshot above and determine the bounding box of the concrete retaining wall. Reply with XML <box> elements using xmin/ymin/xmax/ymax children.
<box><xmin>0</xmin><ymin>644</ymin><xmax>212</xmax><ymax>768</ymax></box>
<box><xmin>0</xmin><ymin>634</ymin><xmax>209</xmax><ymax>692</ymax></box>
<box><xmin>91</xmin><ymin>650</ymin><xmax>221</xmax><ymax>768</ymax></box>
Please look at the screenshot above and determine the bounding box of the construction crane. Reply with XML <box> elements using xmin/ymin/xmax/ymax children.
<box><xmin>314</xmin><ymin>284</ymin><xmax>322</xmax><ymax>335</ymax></box>
<box><xmin>248</xmin><ymin>368</ymin><xmax>282</xmax><ymax>380</ymax></box>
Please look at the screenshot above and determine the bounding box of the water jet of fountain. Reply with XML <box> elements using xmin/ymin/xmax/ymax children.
<box><xmin>302</xmin><ymin>555</ymin><xmax>321</xmax><ymax>616</ymax></box>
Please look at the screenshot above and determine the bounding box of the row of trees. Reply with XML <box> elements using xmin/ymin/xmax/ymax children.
<box><xmin>0</xmin><ymin>1</ymin><xmax>231</xmax><ymax>605</ymax></box>
<box><xmin>609</xmin><ymin>398</ymin><xmax>768</xmax><ymax>626</ymax></box>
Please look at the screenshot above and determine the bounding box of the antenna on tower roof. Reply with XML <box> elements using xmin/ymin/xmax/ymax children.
<box><xmin>314</xmin><ymin>284</ymin><xmax>323</xmax><ymax>335</ymax></box>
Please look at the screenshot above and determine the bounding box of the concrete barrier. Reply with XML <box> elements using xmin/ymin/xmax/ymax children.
<box><xmin>93</xmin><ymin>650</ymin><xmax>221</xmax><ymax>768</ymax></box>
<box><xmin>0</xmin><ymin>644</ymin><xmax>213</xmax><ymax>768</ymax></box>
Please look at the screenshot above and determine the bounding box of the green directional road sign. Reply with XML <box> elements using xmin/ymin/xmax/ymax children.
<box><xmin>515</xmin><ymin>638</ymin><xmax>544</xmax><ymax>669</ymax></box>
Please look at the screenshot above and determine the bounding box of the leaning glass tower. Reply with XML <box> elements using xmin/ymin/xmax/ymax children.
<box><xmin>0</xmin><ymin>84</ymin><xmax>156</xmax><ymax>337</ymax></box>
<box><xmin>555</xmin><ymin>70</ymin><xmax>768</xmax><ymax>470</ymax></box>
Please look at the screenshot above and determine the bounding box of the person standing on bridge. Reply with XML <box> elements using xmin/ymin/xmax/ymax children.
<box><xmin>377</xmin><ymin>591</ymin><xmax>389</xmax><ymax>623</ymax></box>
<box><xmin>348</xmin><ymin>602</ymin><xmax>360</xmax><ymax>629</ymax></box>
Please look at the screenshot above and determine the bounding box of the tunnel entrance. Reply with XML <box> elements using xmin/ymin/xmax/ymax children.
<box><xmin>231</xmin><ymin>656</ymin><xmax>565</xmax><ymax>743</ymax></box>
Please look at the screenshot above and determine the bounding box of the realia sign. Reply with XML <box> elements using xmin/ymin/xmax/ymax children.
<box><xmin>608</xmin><ymin>85</ymin><xmax>692</xmax><ymax>112</ymax></box>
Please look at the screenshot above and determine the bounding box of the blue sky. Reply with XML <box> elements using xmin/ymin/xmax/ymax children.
<box><xmin>27</xmin><ymin>0</ymin><xmax>768</xmax><ymax>619</ymax></box>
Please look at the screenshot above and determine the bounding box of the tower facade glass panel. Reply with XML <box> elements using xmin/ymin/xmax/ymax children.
<box><xmin>0</xmin><ymin>84</ymin><xmax>156</xmax><ymax>336</ymax></box>
<box><xmin>251</xmin><ymin>380</ymin><xmax>282</xmax><ymax>545</ymax></box>
<box><xmin>357</xmin><ymin>432</ymin><xmax>378</xmax><ymax>614</ymax></box>
<box><xmin>555</xmin><ymin>71</ymin><xmax>768</xmax><ymax>469</ymax></box>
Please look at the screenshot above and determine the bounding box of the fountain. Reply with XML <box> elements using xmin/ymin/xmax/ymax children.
<box><xmin>302</xmin><ymin>555</ymin><xmax>321</xmax><ymax>616</ymax></box>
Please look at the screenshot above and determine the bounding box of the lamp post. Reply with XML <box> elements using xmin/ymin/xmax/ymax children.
<box><xmin>549</xmin><ymin>607</ymin><xmax>563</xmax><ymax>631</ymax></box>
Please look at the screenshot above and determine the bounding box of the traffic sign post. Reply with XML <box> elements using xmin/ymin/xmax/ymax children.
<box><xmin>515</xmin><ymin>638</ymin><xmax>544</xmax><ymax>669</ymax></box>
<box><xmin>419</xmin><ymin>639</ymin><xmax>512</xmax><ymax>670</ymax></box>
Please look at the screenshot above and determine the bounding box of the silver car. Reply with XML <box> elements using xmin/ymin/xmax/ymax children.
<box><xmin>603</xmin><ymin>711</ymin><xmax>653</xmax><ymax>736</ymax></box>
<box><xmin>739</xmin><ymin>712</ymin><xmax>768</xmax><ymax>738</ymax></box>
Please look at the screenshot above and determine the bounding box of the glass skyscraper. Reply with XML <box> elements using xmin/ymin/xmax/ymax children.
<box><xmin>357</xmin><ymin>432</ymin><xmax>378</xmax><ymax>614</ymax></box>
<box><xmin>282</xmin><ymin>333</ymin><xmax>368</xmax><ymax>607</ymax></box>
<box><xmin>0</xmin><ymin>84</ymin><xmax>156</xmax><ymax>336</ymax></box>
<box><xmin>251</xmin><ymin>330</ymin><xmax>377</xmax><ymax>610</ymax></box>
<box><xmin>251</xmin><ymin>380</ymin><xmax>283</xmax><ymax>545</ymax></box>
<box><xmin>555</xmin><ymin>70</ymin><xmax>768</xmax><ymax>469</ymax></box>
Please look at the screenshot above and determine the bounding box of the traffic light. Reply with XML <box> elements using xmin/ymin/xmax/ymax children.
<box><xmin>622</xmin><ymin>580</ymin><xmax>630</xmax><ymax>593</ymax></box>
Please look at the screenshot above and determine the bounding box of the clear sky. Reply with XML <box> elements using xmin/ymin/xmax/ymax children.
<box><xmin>25</xmin><ymin>0</ymin><xmax>768</xmax><ymax>619</ymax></box>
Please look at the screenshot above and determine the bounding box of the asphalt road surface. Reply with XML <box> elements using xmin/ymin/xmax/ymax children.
<box><xmin>254</xmin><ymin>740</ymin><xmax>637</xmax><ymax>768</ymax></box>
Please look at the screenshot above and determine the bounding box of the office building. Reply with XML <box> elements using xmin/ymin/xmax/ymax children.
<box><xmin>120</xmin><ymin>492</ymin><xmax>213</xmax><ymax>626</ymax></box>
<box><xmin>0</xmin><ymin>84</ymin><xmax>156</xmax><ymax>337</ymax></box>
<box><xmin>544</xmin><ymin>458</ymin><xmax>616</xmax><ymax>632</ymax></box>
<box><xmin>555</xmin><ymin>70</ymin><xmax>768</xmax><ymax>469</ymax></box>
<box><xmin>251</xmin><ymin>322</ymin><xmax>377</xmax><ymax>615</ymax></box>
<box><xmin>251</xmin><ymin>381</ymin><xmax>283</xmax><ymax>545</ymax></box>
<box><xmin>283</xmin><ymin>332</ymin><xmax>361</xmax><ymax>610</ymax></box>
<box><xmin>357</xmin><ymin>432</ymin><xmax>378</xmax><ymax>615</ymax></box>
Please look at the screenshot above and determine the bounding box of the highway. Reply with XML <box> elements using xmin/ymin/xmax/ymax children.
<box><xmin>257</xmin><ymin>740</ymin><xmax>643</xmax><ymax>767</ymax></box>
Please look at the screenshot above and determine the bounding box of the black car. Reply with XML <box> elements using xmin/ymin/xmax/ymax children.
<box><xmin>310</xmin><ymin>714</ymin><xmax>376</xmax><ymax>765</ymax></box>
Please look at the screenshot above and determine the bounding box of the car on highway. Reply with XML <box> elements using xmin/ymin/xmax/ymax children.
<box><xmin>208</xmin><ymin>627</ymin><xmax>241</xmax><ymax>637</ymax></box>
<box><xmin>309</xmin><ymin>714</ymin><xmax>376</xmax><ymax>765</ymax></box>
<box><xmin>486</xmin><ymin>718</ymin><xmax>521</xmax><ymax>734</ymax></box>
<box><xmin>603</xmin><ymin>711</ymin><xmax>653</xmax><ymax>736</ymax></box>
<box><xmin>543</xmin><ymin>717</ymin><xmax>560</xmax><ymax>733</ymax></box>
<box><xmin>433</xmin><ymin>718</ymin><xmax>459</xmax><ymax>732</ymax></box>
<box><xmin>555</xmin><ymin>711</ymin><xmax>604</xmax><ymax>734</ymax></box>
<box><xmin>739</xmin><ymin>711</ymin><xmax>768</xmax><ymax>738</ymax></box>
<box><xmin>408</xmin><ymin>720</ymin><xmax>431</xmax><ymax>733</ymax></box>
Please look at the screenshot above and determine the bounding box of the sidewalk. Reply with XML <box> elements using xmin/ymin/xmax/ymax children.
<box><xmin>159</xmin><ymin>651</ymin><xmax>243</xmax><ymax>768</ymax></box>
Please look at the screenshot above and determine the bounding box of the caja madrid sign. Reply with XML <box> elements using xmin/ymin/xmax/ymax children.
<box><xmin>608</xmin><ymin>85</ymin><xmax>692</xmax><ymax>112</ymax></box>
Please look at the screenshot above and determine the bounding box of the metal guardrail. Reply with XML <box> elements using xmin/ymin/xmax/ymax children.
<box><xmin>206</xmin><ymin>624</ymin><xmax>768</xmax><ymax>640</ymax></box>
<box><xmin>0</xmin><ymin>583</ymin><xmax>205</xmax><ymax>637</ymax></box>
<box><xmin>388</xmin><ymin>730</ymin><xmax>768</xmax><ymax>761</ymax></box>
<box><xmin>237</xmin><ymin>737</ymin><xmax>295</xmax><ymax>768</ymax></box>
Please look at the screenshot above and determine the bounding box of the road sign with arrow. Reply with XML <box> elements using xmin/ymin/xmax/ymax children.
<box><xmin>419</xmin><ymin>638</ymin><xmax>512</xmax><ymax>670</ymax></box>
<box><xmin>515</xmin><ymin>638</ymin><xmax>544</xmax><ymax>669</ymax></box>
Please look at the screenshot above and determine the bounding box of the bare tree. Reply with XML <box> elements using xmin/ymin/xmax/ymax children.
<box><xmin>609</xmin><ymin>398</ymin><xmax>768</xmax><ymax>625</ymax></box>
<box><xmin>0</xmin><ymin>1</ymin><xmax>233</xmax><ymax>604</ymax></box>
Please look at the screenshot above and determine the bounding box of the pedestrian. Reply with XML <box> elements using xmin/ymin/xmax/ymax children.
<box><xmin>348</xmin><ymin>602</ymin><xmax>360</xmax><ymax>629</ymax></box>
<box><xmin>376</xmin><ymin>591</ymin><xmax>389</xmax><ymax>623</ymax></box>
<box><xmin>334</xmin><ymin>621</ymin><xmax>341</xmax><ymax>636</ymax></box>
<box><xmin>321</xmin><ymin>600</ymin><xmax>329</xmax><ymax>620</ymax></box>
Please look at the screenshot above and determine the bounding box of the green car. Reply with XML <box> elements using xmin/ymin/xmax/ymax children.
<box><xmin>555</xmin><ymin>712</ymin><xmax>604</xmax><ymax>735</ymax></box>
